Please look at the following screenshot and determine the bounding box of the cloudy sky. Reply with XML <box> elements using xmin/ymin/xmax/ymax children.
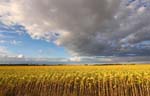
<box><xmin>0</xmin><ymin>0</ymin><xmax>150</xmax><ymax>64</ymax></box>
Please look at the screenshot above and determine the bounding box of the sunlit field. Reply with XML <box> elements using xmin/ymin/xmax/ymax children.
<box><xmin>0</xmin><ymin>65</ymin><xmax>150</xmax><ymax>96</ymax></box>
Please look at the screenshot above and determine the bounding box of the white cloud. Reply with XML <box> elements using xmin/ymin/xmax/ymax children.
<box><xmin>0</xmin><ymin>40</ymin><xmax>7</xmax><ymax>43</ymax></box>
<box><xmin>38</xmin><ymin>49</ymin><xmax>43</xmax><ymax>54</ymax></box>
<box><xmin>0</xmin><ymin>55</ymin><xmax>150</xmax><ymax>64</ymax></box>
<box><xmin>0</xmin><ymin>34</ymin><xmax>14</xmax><ymax>39</ymax></box>
<box><xmin>0</xmin><ymin>46</ymin><xmax>9</xmax><ymax>57</ymax></box>
<box><xmin>138</xmin><ymin>7</ymin><xmax>146</xmax><ymax>13</ymax></box>
<box><xmin>10</xmin><ymin>40</ymin><xmax>22</xmax><ymax>45</ymax></box>
<box><xmin>69</xmin><ymin>57</ymin><xmax>81</xmax><ymax>62</ymax></box>
<box><xmin>0</xmin><ymin>46</ymin><xmax>24</xmax><ymax>59</ymax></box>
<box><xmin>16</xmin><ymin>54</ymin><xmax>24</xmax><ymax>58</ymax></box>
<box><xmin>0</xmin><ymin>39</ymin><xmax>22</xmax><ymax>45</ymax></box>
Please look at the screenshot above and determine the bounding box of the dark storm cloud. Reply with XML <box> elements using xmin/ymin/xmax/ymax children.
<box><xmin>0</xmin><ymin>0</ymin><xmax>150</xmax><ymax>56</ymax></box>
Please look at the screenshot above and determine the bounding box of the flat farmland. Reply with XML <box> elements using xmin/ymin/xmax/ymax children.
<box><xmin>0</xmin><ymin>65</ymin><xmax>149</xmax><ymax>96</ymax></box>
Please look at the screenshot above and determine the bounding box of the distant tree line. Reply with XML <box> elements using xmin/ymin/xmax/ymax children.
<box><xmin>0</xmin><ymin>63</ymin><xmax>137</xmax><ymax>66</ymax></box>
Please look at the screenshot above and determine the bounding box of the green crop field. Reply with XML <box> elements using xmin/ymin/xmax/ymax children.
<box><xmin>0</xmin><ymin>65</ymin><xmax>150</xmax><ymax>96</ymax></box>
